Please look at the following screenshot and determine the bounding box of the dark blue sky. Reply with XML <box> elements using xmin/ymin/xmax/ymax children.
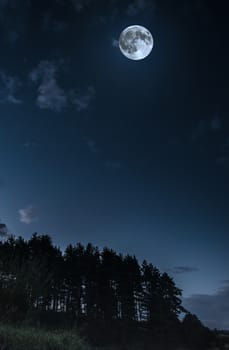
<box><xmin>0</xmin><ymin>0</ymin><xmax>229</xmax><ymax>329</ymax></box>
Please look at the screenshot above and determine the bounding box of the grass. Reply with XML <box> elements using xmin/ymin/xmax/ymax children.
<box><xmin>0</xmin><ymin>323</ymin><xmax>89</xmax><ymax>350</ymax></box>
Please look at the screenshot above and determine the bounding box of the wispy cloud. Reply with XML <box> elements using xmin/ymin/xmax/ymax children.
<box><xmin>70</xmin><ymin>86</ymin><xmax>95</xmax><ymax>112</ymax></box>
<box><xmin>30</xmin><ymin>61</ymin><xmax>95</xmax><ymax>113</ymax></box>
<box><xmin>18</xmin><ymin>206</ymin><xmax>38</xmax><ymax>224</ymax></box>
<box><xmin>167</xmin><ymin>266</ymin><xmax>200</xmax><ymax>274</ymax></box>
<box><xmin>126</xmin><ymin>0</ymin><xmax>154</xmax><ymax>16</ymax></box>
<box><xmin>0</xmin><ymin>71</ymin><xmax>22</xmax><ymax>104</ymax></box>
<box><xmin>29</xmin><ymin>61</ymin><xmax>67</xmax><ymax>112</ymax></box>
<box><xmin>0</xmin><ymin>222</ymin><xmax>9</xmax><ymax>237</ymax></box>
<box><xmin>112</xmin><ymin>39</ymin><xmax>119</xmax><ymax>48</ymax></box>
<box><xmin>183</xmin><ymin>284</ymin><xmax>229</xmax><ymax>329</ymax></box>
<box><xmin>71</xmin><ymin>0</ymin><xmax>92</xmax><ymax>13</ymax></box>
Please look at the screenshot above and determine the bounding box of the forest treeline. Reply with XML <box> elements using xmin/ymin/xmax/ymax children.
<box><xmin>0</xmin><ymin>233</ymin><xmax>215</xmax><ymax>349</ymax></box>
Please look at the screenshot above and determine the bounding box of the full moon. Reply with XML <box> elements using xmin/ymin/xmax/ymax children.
<box><xmin>119</xmin><ymin>25</ymin><xmax>153</xmax><ymax>61</ymax></box>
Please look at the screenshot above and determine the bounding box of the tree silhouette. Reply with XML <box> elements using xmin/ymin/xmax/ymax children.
<box><xmin>182</xmin><ymin>313</ymin><xmax>214</xmax><ymax>348</ymax></box>
<box><xmin>141</xmin><ymin>260</ymin><xmax>161</xmax><ymax>324</ymax></box>
<box><xmin>0</xmin><ymin>232</ymin><xmax>210</xmax><ymax>349</ymax></box>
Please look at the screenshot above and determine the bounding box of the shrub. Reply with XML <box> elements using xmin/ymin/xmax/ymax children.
<box><xmin>0</xmin><ymin>324</ymin><xmax>89</xmax><ymax>350</ymax></box>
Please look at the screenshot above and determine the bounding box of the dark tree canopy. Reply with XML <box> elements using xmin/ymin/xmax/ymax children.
<box><xmin>0</xmin><ymin>234</ymin><xmax>214</xmax><ymax>348</ymax></box>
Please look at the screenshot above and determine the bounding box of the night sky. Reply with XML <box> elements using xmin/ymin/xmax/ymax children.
<box><xmin>0</xmin><ymin>0</ymin><xmax>229</xmax><ymax>330</ymax></box>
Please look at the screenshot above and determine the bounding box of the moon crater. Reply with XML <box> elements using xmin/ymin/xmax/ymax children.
<box><xmin>119</xmin><ymin>25</ymin><xmax>154</xmax><ymax>60</ymax></box>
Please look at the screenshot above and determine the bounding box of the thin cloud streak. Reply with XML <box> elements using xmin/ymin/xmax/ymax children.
<box><xmin>167</xmin><ymin>266</ymin><xmax>200</xmax><ymax>274</ymax></box>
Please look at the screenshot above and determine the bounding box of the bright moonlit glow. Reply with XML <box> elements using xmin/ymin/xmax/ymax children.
<box><xmin>119</xmin><ymin>25</ymin><xmax>154</xmax><ymax>61</ymax></box>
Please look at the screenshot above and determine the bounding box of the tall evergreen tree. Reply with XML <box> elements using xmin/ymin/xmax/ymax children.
<box><xmin>83</xmin><ymin>243</ymin><xmax>100</xmax><ymax>320</ymax></box>
<box><xmin>0</xmin><ymin>232</ymin><xmax>188</xmax><ymax>338</ymax></box>
<box><xmin>98</xmin><ymin>247</ymin><xmax>118</xmax><ymax>321</ymax></box>
<box><xmin>141</xmin><ymin>260</ymin><xmax>161</xmax><ymax>323</ymax></box>
<box><xmin>64</xmin><ymin>243</ymin><xmax>84</xmax><ymax>318</ymax></box>
<box><xmin>118</xmin><ymin>255</ymin><xmax>142</xmax><ymax>321</ymax></box>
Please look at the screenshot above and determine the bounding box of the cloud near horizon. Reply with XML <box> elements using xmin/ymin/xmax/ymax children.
<box><xmin>183</xmin><ymin>283</ymin><xmax>229</xmax><ymax>330</ymax></box>
<box><xmin>18</xmin><ymin>206</ymin><xmax>38</xmax><ymax>224</ymax></box>
<box><xmin>0</xmin><ymin>222</ymin><xmax>9</xmax><ymax>237</ymax></box>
